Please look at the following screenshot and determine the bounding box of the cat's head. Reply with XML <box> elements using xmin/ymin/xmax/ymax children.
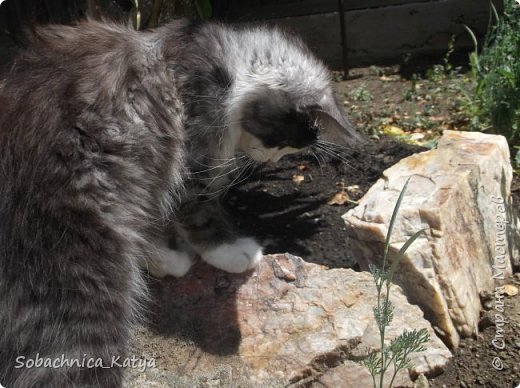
<box><xmin>229</xmin><ymin>28</ymin><xmax>362</xmax><ymax>163</ymax></box>
<box><xmin>236</xmin><ymin>85</ymin><xmax>360</xmax><ymax>162</ymax></box>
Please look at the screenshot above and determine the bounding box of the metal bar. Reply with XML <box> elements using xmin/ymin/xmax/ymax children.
<box><xmin>337</xmin><ymin>0</ymin><xmax>349</xmax><ymax>79</ymax></box>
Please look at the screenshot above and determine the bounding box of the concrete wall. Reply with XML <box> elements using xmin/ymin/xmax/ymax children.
<box><xmin>224</xmin><ymin>0</ymin><xmax>500</xmax><ymax>69</ymax></box>
<box><xmin>0</xmin><ymin>0</ymin><xmax>501</xmax><ymax>73</ymax></box>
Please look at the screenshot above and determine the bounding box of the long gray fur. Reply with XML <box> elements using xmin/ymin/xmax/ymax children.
<box><xmin>0</xmin><ymin>19</ymin><xmax>358</xmax><ymax>387</ymax></box>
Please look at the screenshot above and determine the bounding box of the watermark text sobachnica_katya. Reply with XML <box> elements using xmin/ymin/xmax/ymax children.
<box><xmin>15</xmin><ymin>353</ymin><xmax>156</xmax><ymax>373</ymax></box>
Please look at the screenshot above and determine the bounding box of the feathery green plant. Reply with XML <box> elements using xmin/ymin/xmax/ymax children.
<box><xmin>360</xmin><ymin>179</ymin><xmax>429</xmax><ymax>388</ymax></box>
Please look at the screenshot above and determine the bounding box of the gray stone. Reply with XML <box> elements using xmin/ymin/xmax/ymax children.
<box><xmin>343</xmin><ymin>130</ymin><xmax>520</xmax><ymax>348</ymax></box>
<box><xmin>414</xmin><ymin>373</ymin><xmax>430</xmax><ymax>388</ymax></box>
<box><xmin>125</xmin><ymin>254</ymin><xmax>451</xmax><ymax>386</ymax></box>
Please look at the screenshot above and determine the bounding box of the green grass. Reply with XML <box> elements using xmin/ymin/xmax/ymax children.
<box><xmin>465</xmin><ymin>0</ymin><xmax>520</xmax><ymax>144</ymax></box>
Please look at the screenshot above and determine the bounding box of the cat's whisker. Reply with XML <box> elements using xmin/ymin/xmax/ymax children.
<box><xmin>189</xmin><ymin>159</ymin><xmax>250</xmax><ymax>177</ymax></box>
<box><xmin>189</xmin><ymin>159</ymin><xmax>236</xmax><ymax>174</ymax></box>
<box><xmin>318</xmin><ymin>140</ymin><xmax>351</xmax><ymax>157</ymax></box>
<box><xmin>315</xmin><ymin>140</ymin><xmax>344</xmax><ymax>150</ymax></box>
<box><xmin>193</xmin><ymin>157</ymin><xmax>256</xmax><ymax>200</ymax></box>
<box><xmin>316</xmin><ymin>139</ymin><xmax>352</xmax><ymax>153</ymax></box>
<box><xmin>313</xmin><ymin>143</ymin><xmax>352</xmax><ymax>165</ymax></box>
<box><xmin>204</xmin><ymin>163</ymin><xmax>246</xmax><ymax>184</ymax></box>
<box><xmin>309</xmin><ymin>149</ymin><xmax>324</xmax><ymax>170</ymax></box>
<box><xmin>188</xmin><ymin>154</ymin><xmax>248</xmax><ymax>173</ymax></box>
<box><xmin>228</xmin><ymin>159</ymin><xmax>256</xmax><ymax>188</ymax></box>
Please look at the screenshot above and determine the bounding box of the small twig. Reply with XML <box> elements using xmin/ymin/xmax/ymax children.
<box><xmin>149</xmin><ymin>0</ymin><xmax>163</xmax><ymax>28</ymax></box>
<box><xmin>86</xmin><ymin>0</ymin><xmax>101</xmax><ymax>20</ymax></box>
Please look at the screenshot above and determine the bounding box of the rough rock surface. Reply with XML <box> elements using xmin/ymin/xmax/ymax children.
<box><xmin>126</xmin><ymin>254</ymin><xmax>451</xmax><ymax>387</ymax></box>
<box><xmin>343</xmin><ymin>130</ymin><xmax>520</xmax><ymax>349</ymax></box>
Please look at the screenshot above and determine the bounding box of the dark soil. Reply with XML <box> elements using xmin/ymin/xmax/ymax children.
<box><xmin>226</xmin><ymin>138</ymin><xmax>520</xmax><ymax>388</ymax></box>
<box><xmin>224</xmin><ymin>67</ymin><xmax>520</xmax><ymax>387</ymax></box>
<box><xmin>429</xmin><ymin>276</ymin><xmax>520</xmax><ymax>388</ymax></box>
<box><xmin>225</xmin><ymin>138</ymin><xmax>423</xmax><ymax>269</ymax></box>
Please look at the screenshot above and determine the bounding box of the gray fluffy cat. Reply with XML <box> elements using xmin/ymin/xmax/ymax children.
<box><xmin>0</xmin><ymin>19</ymin><xmax>358</xmax><ymax>387</ymax></box>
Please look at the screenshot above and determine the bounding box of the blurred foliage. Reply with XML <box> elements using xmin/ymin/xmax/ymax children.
<box><xmin>94</xmin><ymin>0</ymin><xmax>212</xmax><ymax>29</ymax></box>
<box><xmin>464</xmin><ymin>0</ymin><xmax>520</xmax><ymax>144</ymax></box>
<box><xmin>0</xmin><ymin>0</ymin><xmax>212</xmax><ymax>45</ymax></box>
<box><xmin>0</xmin><ymin>0</ymin><xmax>213</xmax><ymax>74</ymax></box>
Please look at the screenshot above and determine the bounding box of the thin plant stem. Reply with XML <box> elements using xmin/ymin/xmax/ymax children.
<box><xmin>149</xmin><ymin>0</ymin><xmax>163</xmax><ymax>28</ymax></box>
<box><xmin>360</xmin><ymin>183</ymin><xmax>430</xmax><ymax>387</ymax></box>
<box><xmin>86</xmin><ymin>0</ymin><xmax>100</xmax><ymax>19</ymax></box>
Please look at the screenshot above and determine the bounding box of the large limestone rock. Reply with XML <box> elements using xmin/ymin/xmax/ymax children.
<box><xmin>343</xmin><ymin>130</ymin><xmax>520</xmax><ymax>348</ymax></box>
<box><xmin>126</xmin><ymin>254</ymin><xmax>451</xmax><ymax>387</ymax></box>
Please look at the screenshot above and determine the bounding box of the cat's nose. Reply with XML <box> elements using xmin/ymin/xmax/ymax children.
<box><xmin>320</xmin><ymin>121</ymin><xmax>364</xmax><ymax>147</ymax></box>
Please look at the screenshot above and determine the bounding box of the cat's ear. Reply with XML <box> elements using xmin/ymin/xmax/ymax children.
<box><xmin>312</xmin><ymin>92</ymin><xmax>363</xmax><ymax>146</ymax></box>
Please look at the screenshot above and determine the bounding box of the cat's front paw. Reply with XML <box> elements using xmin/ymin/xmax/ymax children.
<box><xmin>148</xmin><ymin>246</ymin><xmax>195</xmax><ymax>278</ymax></box>
<box><xmin>201</xmin><ymin>237</ymin><xmax>263</xmax><ymax>273</ymax></box>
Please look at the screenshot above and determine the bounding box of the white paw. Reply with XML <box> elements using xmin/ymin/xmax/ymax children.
<box><xmin>201</xmin><ymin>238</ymin><xmax>263</xmax><ymax>273</ymax></box>
<box><xmin>148</xmin><ymin>246</ymin><xmax>194</xmax><ymax>278</ymax></box>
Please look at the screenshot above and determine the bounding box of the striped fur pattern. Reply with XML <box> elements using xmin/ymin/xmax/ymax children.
<box><xmin>0</xmin><ymin>19</ymin><xmax>358</xmax><ymax>387</ymax></box>
<box><xmin>0</xmin><ymin>21</ymin><xmax>184</xmax><ymax>387</ymax></box>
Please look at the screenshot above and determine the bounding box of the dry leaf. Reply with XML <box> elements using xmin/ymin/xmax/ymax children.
<box><xmin>292</xmin><ymin>174</ymin><xmax>305</xmax><ymax>185</ymax></box>
<box><xmin>380</xmin><ymin>75</ymin><xmax>396</xmax><ymax>82</ymax></box>
<box><xmin>346</xmin><ymin>185</ymin><xmax>361</xmax><ymax>195</ymax></box>
<box><xmin>405</xmin><ymin>133</ymin><xmax>426</xmax><ymax>145</ymax></box>
<box><xmin>328</xmin><ymin>191</ymin><xmax>350</xmax><ymax>206</ymax></box>
<box><xmin>297</xmin><ymin>164</ymin><xmax>309</xmax><ymax>171</ymax></box>
<box><xmin>504</xmin><ymin>284</ymin><xmax>519</xmax><ymax>297</ymax></box>
<box><xmin>381</xmin><ymin>125</ymin><xmax>405</xmax><ymax>136</ymax></box>
<box><xmin>429</xmin><ymin>115</ymin><xmax>446</xmax><ymax>122</ymax></box>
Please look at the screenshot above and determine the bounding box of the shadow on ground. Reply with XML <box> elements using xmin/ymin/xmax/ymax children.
<box><xmin>145</xmin><ymin>264</ymin><xmax>254</xmax><ymax>356</ymax></box>
<box><xmin>225</xmin><ymin>139</ymin><xmax>423</xmax><ymax>268</ymax></box>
